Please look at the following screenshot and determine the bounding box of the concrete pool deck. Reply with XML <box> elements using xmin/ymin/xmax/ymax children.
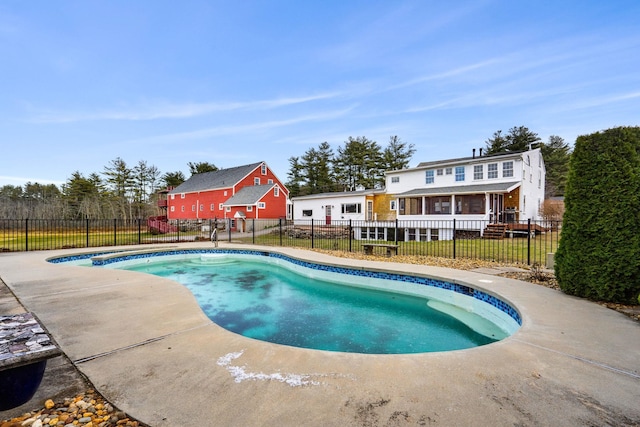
<box><xmin>1</xmin><ymin>243</ymin><xmax>639</xmax><ymax>426</ymax></box>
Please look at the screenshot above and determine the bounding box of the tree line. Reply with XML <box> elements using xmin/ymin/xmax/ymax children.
<box><xmin>0</xmin><ymin>159</ymin><xmax>216</xmax><ymax>220</ymax></box>
<box><xmin>0</xmin><ymin>127</ymin><xmax>571</xmax><ymax>219</ymax></box>
<box><xmin>484</xmin><ymin>126</ymin><xmax>571</xmax><ymax>197</ymax></box>
<box><xmin>286</xmin><ymin>128</ymin><xmax>571</xmax><ymax>198</ymax></box>
<box><xmin>285</xmin><ymin>136</ymin><xmax>416</xmax><ymax>197</ymax></box>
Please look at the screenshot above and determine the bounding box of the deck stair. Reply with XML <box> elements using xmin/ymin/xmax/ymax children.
<box><xmin>483</xmin><ymin>223</ymin><xmax>507</xmax><ymax>239</ymax></box>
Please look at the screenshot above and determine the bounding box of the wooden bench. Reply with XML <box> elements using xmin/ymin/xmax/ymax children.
<box><xmin>363</xmin><ymin>243</ymin><xmax>399</xmax><ymax>257</ymax></box>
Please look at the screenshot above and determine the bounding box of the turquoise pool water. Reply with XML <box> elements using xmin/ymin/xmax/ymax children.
<box><xmin>111</xmin><ymin>253</ymin><xmax>510</xmax><ymax>354</ymax></box>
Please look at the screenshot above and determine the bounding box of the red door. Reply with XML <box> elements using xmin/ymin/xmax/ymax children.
<box><xmin>325</xmin><ymin>205</ymin><xmax>332</xmax><ymax>225</ymax></box>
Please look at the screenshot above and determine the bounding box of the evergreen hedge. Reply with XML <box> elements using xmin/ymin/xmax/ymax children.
<box><xmin>555</xmin><ymin>126</ymin><xmax>640</xmax><ymax>303</ymax></box>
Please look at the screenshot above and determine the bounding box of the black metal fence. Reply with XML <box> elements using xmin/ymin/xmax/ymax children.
<box><xmin>0</xmin><ymin>218</ymin><xmax>561</xmax><ymax>266</ymax></box>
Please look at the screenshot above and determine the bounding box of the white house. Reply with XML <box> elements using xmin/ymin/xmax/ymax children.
<box><xmin>386</xmin><ymin>148</ymin><xmax>545</xmax><ymax>240</ymax></box>
<box><xmin>292</xmin><ymin>189</ymin><xmax>403</xmax><ymax>241</ymax></box>
<box><xmin>290</xmin><ymin>148</ymin><xmax>545</xmax><ymax>242</ymax></box>
<box><xmin>291</xmin><ymin>189</ymin><xmax>387</xmax><ymax>224</ymax></box>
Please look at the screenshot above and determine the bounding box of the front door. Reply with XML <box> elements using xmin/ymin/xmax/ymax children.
<box><xmin>490</xmin><ymin>194</ymin><xmax>504</xmax><ymax>223</ymax></box>
<box><xmin>325</xmin><ymin>205</ymin><xmax>332</xmax><ymax>225</ymax></box>
<box><xmin>367</xmin><ymin>200</ymin><xmax>373</xmax><ymax>221</ymax></box>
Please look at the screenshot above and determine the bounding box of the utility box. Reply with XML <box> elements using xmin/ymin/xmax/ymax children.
<box><xmin>546</xmin><ymin>253</ymin><xmax>555</xmax><ymax>270</ymax></box>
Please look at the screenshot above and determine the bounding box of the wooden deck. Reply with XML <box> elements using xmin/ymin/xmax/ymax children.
<box><xmin>483</xmin><ymin>223</ymin><xmax>548</xmax><ymax>239</ymax></box>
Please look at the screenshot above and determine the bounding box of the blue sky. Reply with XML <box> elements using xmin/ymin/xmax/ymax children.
<box><xmin>1</xmin><ymin>1</ymin><xmax>639</xmax><ymax>188</ymax></box>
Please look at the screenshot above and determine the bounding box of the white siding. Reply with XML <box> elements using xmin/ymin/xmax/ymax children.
<box><xmin>292</xmin><ymin>194</ymin><xmax>368</xmax><ymax>223</ymax></box>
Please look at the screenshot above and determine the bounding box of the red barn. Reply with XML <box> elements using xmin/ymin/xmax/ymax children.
<box><xmin>167</xmin><ymin>162</ymin><xmax>289</xmax><ymax>231</ymax></box>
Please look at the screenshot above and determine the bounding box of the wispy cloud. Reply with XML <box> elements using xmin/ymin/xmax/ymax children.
<box><xmin>387</xmin><ymin>59</ymin><xmax>503</xmax><ymax>91</ymax></box>
<box><xmin>123</xmin><ymin>107</ymin><xmax>356</xmax><ymax>145</ymax></box>
<box><xmin>555</xmin><ymin>91</ymin><xmax>640</xmax><ymax>112</ymax></box>
<box><xmin>28</xmin><ymin>92</ymin><xmax>343</xmax><ymax>123</ymax></box>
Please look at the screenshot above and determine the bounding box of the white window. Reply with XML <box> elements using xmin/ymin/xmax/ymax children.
<box><xmin>210</xmin><ymin>203</ymin><xmax>215</xmax><ymax>211</ymax></box>
<box><xmin>302</xmin><ymin>210</ymin><xmax>313</xmax><ymax>217</ymax></box>
<box><xmin>247</xmin><ymin>206</ymin><xmax>253</xmax><ymax>212</ymax></box>
<box><xmin>192</xmin><ymin>205</ymin><xmax>196</xmax><ymax>212</ymax></box>
<box><xmin>170</xmin><ymin>194</ymin><xmax>175</xmax><ymax>200</ymax></box>
<box><xmin>268</xmin><ymin>179</ymin><xmax>273</xmax><ymax>184</ymax></box>
<box><xmin>254</xmin><ymin>178</ymin><xmax>260</xmax><ymax>185</ymax></box>
<box><xmin>503</xmin><ymin>161</ymin><xmax>514</xmax><ymax>178</ymax></box>
<box><xmin>258</xmin><ymin>202</ymin><xmax>265</xmax><ymax>209</ymax></box>
<box><xmin>391</xmin><ymin>176</ymin><xmax>400</xmax><ymax>183</ymax></box>
<box><xmin>224</xmin><ymin>190</ymin><xmax>228</xmax><ymax>196</ymax></box>
<box><xmin>261</xmin><ymin>164</ymin><xmax>267</xmax><ymax>175</ymax></box>
<box><xmin>436</xmin><ymin>169</ymin><xmax>443</xmax><ymax>176</ymax></box>
<box><xmin>488</xmin><ymin>163</ymin><xmax>498</xmax><ymax>179</ymax></box>
<box><xmin>425</xmin><ymin>170</ymin><xmax>434</xmax><ymax>184</ymax></box>
<box><xmin>474</xmin><ymin>165</ymin><xmax>483</xmax><ymax>180</ymax></box>
<box><xmin>225</xmin><ymin>206</ymin><xmax>231</xmax><ymax>212</ymax></box>
<box><xmin>219</xmin><ymin>203</ymin><xmax>223</xmax><ymax>210</ymax></box>
<box><xmin>341</xmin><ymin>203</ymin><xmax>361</xmax><ymax>214</ymax></box>
<box><xmin>181</xmin><ymin>193</ymin><xmax>185</xmax><ymax>199</ymax></box>
<box><xmin>200</xmin><ymin>204</ymin><xmax>204</xmax><ymax>211</ymax></box>
<box><xmin>181</xmin><ymin>206</ymin><xmax>185</xmax><ymax>212</ymax></box>
<box><xmin>390</xmin><ymin>200</ymin><xmax>396</xmax><ymax>210</ymax></box>
<box><xmin>274</xmin><ymin>187</ymin><xmax>279</xmax><ymax>197</ymax></box>
<box><xmin>538</xmin><ymin>171</ymin><xmax>542</xmax><ymax>189</ymax></box>
<box><xmin>170</xmin><ymin>206</ymin><xmax>175</xmax><ymax>212</ymax></box>
<box><xmin>445</xmin><ymin>168</ymin><xmax>452</xmax><ymax>175</ymax></box>
<box><xmin>455</xmin><ymin>166</ymin><xmax>465</xmax><ymax>182</ymax></box>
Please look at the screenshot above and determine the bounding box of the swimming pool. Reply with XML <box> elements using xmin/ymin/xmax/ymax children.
<box><xmin>51</xmin><ymin>249</ymin><xmax>521</xmax><ymax>354</ymax></box>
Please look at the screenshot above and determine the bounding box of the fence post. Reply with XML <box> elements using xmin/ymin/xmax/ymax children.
<box><xmin>113</xmin><ymin>219</ymin><xmax>117</xmax><ymax>246</ymax></box>
<box><xmin>279</xmin><ymin>218</ymin><xmax>283</xmax><ymax>246</ymax></box>
<box><xmin>228</xmin><ymin>218</ymin><xmax>231</xmax><ymax>242</ymax></box>
<box><xmin>349</xmin><ymin>219</ymin><xmax>352</xmax><ymax>252</ymax></box>
<box><xmin>25</xmin><ymin>219</ymin><xmax>29</xmax><ymax>252</ymax></box>
<box><xmin>453</xmin><ymin>218</ymin><xmax>456</xmax><ymax>259</ymax></box>
<box><xmin>395</xmin><ymin>219</ymin><xmax>399</xmax><ymax>245</ymax></box>
<box><xmin>527</xmin><ymin>219</ymin><xmax>531</xmax><ymax>265</ymax></box>
<box><xmin>138</xmin><ymin>218</ymin><xmax>142</xmax><ymax>244</ymax></box>
<box><xmin>311</xmin><ymin>220</ymin><xmax>315</xmax><ymax>249</ymax></box>
<box><xmin>86</xmin><ymin>218</ymin><xmax>90</xmax><ymax>248</ymax></box>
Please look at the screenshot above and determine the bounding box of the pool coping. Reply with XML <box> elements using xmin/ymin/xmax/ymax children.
<box><xmin>1</xmin><ymin>242</ymin><xmax>639</xmax><ymax>426</ymax></box>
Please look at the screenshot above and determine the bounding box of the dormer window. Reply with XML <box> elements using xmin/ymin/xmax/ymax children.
<box><xmin>261</xmin><ymin>164</ymin><xmax>267</xmax><ymax>175</ymax></box>
<box><xmin>254</xmin><ymin>177</ymin><xmax>260</xmax><ymax>185</ymax></box>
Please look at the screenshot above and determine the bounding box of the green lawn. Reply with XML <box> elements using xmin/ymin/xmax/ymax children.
<box><xmin>236</xmin><ymin>232</ymin><xmax>559</xmax><ymax>266</ymax></box>
<box><xmin>1</xmin><ymin>227</ymin><xmax>559</xmax><ymax>266</ymax></box>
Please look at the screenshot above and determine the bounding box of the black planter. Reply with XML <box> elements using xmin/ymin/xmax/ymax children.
<box><xmin>0</xmin><ymin>360</ymin><xmax>48</xmax><ymax>410</ymax></box>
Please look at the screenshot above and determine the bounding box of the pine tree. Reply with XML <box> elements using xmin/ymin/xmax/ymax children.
<box><xmin>555</xmin><ymin>126</ymin><xmax>640</xmax><ymax>303</ymax></box>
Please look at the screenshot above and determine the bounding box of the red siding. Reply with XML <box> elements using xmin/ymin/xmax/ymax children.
<box><xmin>166</xmin><ymin>163</ymin><xmax>289</xmax><ymax>221</ymax></box>
<box><xmin>167</xmin><ymin>188</ymin><xmax>233</xmax><ymax>220</ymax></box>
<box><xmin>234</xmin><ymin>164</ymin><xmax>289</xmax><ymax>198</ymax></box>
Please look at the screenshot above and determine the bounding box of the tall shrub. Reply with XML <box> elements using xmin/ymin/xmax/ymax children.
<box><xmin>555</xmin><ymin>126</ymin><xmax>640</xmax><ymax>303</ymax></box>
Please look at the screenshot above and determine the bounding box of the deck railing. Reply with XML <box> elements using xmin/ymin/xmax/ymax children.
<box><xmin>0</xmin><ymin>218</ymin><xmax>561</xmax><ymax>266</ymax></box>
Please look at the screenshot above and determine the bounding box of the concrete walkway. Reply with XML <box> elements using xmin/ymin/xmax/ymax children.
<box><xmin>1</xmin><ymin>243</ymin><xmax>639</xmax><ymax>426</ymax></box>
